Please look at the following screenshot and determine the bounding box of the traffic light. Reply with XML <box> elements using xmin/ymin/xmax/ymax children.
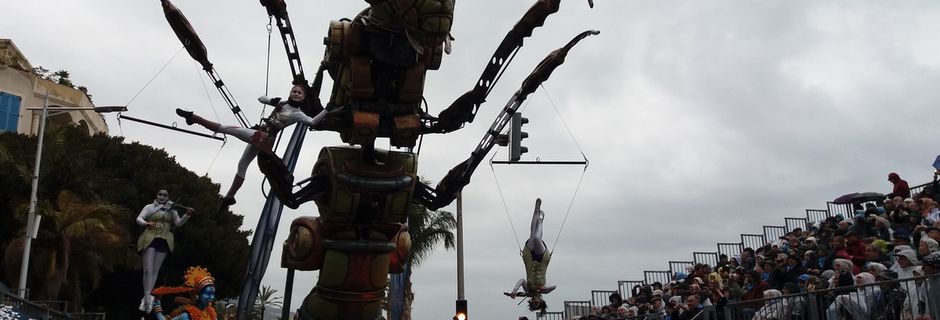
<box><xmin>454</xmin><ymin>299</ymin><xmax>468</xmax><ymax>320</ymax></box>
<box><xmin>509</xmin><ymin>112</ymin><xmax>529</xmax><ymax>161</ymax></box>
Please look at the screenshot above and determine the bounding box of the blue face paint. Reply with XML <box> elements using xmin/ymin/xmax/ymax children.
<box><xmin>198</xmin><ymin>285</ymin><xmax>216</xmax><ymax>307</ymax></box>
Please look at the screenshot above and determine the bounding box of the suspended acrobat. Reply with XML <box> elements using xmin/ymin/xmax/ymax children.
<box><xmin>175</xmin><ymin>83</ymin><xmax>327</xmax><ymax>206</ymax></box>
<box><xmin>504</xmin><ymin>198</ymin><xmax>556</xmax><ymax>313</ymax></box>
<box><xmin>136</xmin><ymin>189</ymin><xmax>194</xmax><ymax>313</ymax></box>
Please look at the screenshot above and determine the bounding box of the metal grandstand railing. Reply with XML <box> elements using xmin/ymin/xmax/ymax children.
<box><xmin>692</xmin><ymin>252</ymin><xmax>718</xmax><ymax>267</ymax></box>
<box><xmin>717</xmin><ymin>242</ymin><xmax>743</xmax><ymax>258</ymax></box>
<box><xmin>536</xmin><ymin>311</ymin><xmax>564</xmax><ymax>320</ymax></box>
<box><xmin>740</xmin><ymin>234</ymin><xmax>765</xmax><ymax>250</ymax></box>
<box><xmin>590</xmin><ymin>290</ymin><xmax>617</xmax><ymax>307</ymax></box>
<box><xmin>826</xmin><ymin>201</ymin><xmax>852</xmax><ymax>218</ymax></box>
<box><xmin>784</xmin><ymin>217</ymin><xmax>807</xmax><ymax>231</ymax></box>
<box><xmin>668</xmin><ymin>261</ymin><xmax>694</xmax><ymax>275</ymax></box>
<box><xmin>763</xmin><ymin>225</ymin><xmax>787</xmax><ymax>242</ymax></box>
<box><xmin>643</xmin><ymin>271</ymin><xmax>671</xmax><ymax>285</ymax></box>
<box><xmin>618</xmin><ymin>280</ymin><xmax>644</xmax><ymax>299</ymax></box>
<box><xmin>806</xmin><ymin>208</ymin><xmax>829</xmax><ymax>223</ymax></box>
<box><xmin>563</xmin><ymin>300</ymin><xmax>591</xmax><ymax>319</ymax></box>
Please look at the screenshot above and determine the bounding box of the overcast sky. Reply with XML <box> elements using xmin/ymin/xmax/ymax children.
<box><xmin>5</xmin><ymin>0</ymin><xmax>940</xmax><ymax>318</ymax></box>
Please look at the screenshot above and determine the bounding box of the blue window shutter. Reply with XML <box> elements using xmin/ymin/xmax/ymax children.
<box><xmin>0</xmin><ymin>92</ymin><xmax>22</xmax><ymax>132</ymax></box>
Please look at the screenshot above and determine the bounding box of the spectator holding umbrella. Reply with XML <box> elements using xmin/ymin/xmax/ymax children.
<box><xmin>889</xmin><ymin>172</ymin><xmax>911</xmax><ymax>199</ymax></box>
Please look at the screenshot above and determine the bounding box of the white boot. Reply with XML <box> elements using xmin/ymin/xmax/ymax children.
<box><xmin>138</xmin><ymin>296</ymin><xmax>147</xmax><ymax>312</ymax></box>
<box><xmin>145</xmin><ymin>295</ymin><xmax>154</xmax><ymax>313</ymax></box>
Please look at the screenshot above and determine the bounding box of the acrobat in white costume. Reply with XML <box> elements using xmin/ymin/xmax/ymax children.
<box><xmin>505</xmin><ymin>198</ymin><xmax>556</xmax><ymax>312</ymax></box>
<box><xmin>136</xmin><ymin>189</ymin><xmax>193</xmax><ymax>312</ymax></box>
<box><xmin>176</xmin><ymin>84</ymin><xmax>327</xmax><ymax>205</ymax></box>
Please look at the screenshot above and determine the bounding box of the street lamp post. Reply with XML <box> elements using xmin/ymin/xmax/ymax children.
<box><xmin>16</xmin><ymin>92</ymin><xmax>126</xmax><ymax>299</ymax></box>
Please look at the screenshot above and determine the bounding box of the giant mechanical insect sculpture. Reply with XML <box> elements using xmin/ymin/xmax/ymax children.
<box><xmin>158</xmin><ymin>0</ymin><xmax>596</xmax><ymax>318</ymax></box>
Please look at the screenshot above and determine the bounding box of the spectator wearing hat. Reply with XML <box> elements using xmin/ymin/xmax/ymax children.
<box><xmin>871</xmin><ymin>270</ymin><xmax>908</xmax><ymax>320</ymax></box>
<box><xmin>889</xmin><ymin>172</ymin><xmax>911</xmax><ymax>199</ymax></box>
<box><xmin>913</xmin><ymin>252</ymin><xmax>940</xmax><ymax>320</ymax></box>
<box><xmin>892</xmin><ymin>249</ymin><xmax>922</xmax><ymax>280</ymax></box>
<box><xmin>920</xmin><ymin>237</ymin><xmax>940</xmax><ymax>258</ymax></box>
<box><xmin>774</xmin><ymin>255</ymin><xmax>804</xmax><ymax>288</ymax></box>
<box><xmin>894</xmin><ymin>228</ymin><xmax>913</xmax><ymax>248</ymax></box>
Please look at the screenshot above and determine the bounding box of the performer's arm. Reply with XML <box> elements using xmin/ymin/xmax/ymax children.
<box><xmin>289</xmin><ymin>108</ymin><xmax>328</xmax><ymax>127</ymax></box>
<box><xmin>136</xmin><ymin>205</ymin><xmax>152</xmax><ymax>227</ymax></box>
<box><xmin>173</xmin><ymin>207</ymin><xmax>193</xmax><ymax>227</ymax></box>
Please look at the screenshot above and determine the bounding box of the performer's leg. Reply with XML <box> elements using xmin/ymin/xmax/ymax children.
<box><xmin>140</xmin><ymin>248</ymin><xmax>155</xmax><ymax>311</ymax></box>
<box><xmin>222</xmin><ymin>146</ymin><xmax>257</xmax><ymax>205</ymax></box>
<box><xmin>176</xmin><ymin>108</ymin><xmax>221</xmax><ymax>131</ymax></box>
<box><xmin>526</xmin><ymin>198</ymin><xmax>546</xmax><ymax>257</ymax></box>
<box><xmin>504</xmin><ymin>278</ymin><xmax>529</xmax><ymax>298</ymax></box>
<box><xmin>145</xmin><ymin>251</ymin><xmax>167</xmax><ymax>312</ymax></box>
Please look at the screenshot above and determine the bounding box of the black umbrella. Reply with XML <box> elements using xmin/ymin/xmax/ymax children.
<box><xmin>833</xmin><ymin>192</ymin><xmax>886</xmax><ymax>205</ymax></box>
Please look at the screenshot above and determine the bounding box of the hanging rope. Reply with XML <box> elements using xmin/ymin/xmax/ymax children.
<box><xmin>541</xmin><ymin>83</ymin><xmax>590</xmax><ymax>166</ymax></box>
<box><xmin>260</xmin><ymin>18</ymin><xmax>276</xmax><ymax>199</ymax></box>
<box><xmin>196</xmin><ymin>60</ymin><xmax>223</xmax><ymax>123</ymax></box>
<box><xmin>260</xmin><ymin>17</ymin><xmax>274</xmax><ymax>122</ymax></box>
<box><xmin>125</xmin><ymin>46</ymin><xmax>185</xmax><ymax>108</ymax></box>
<box><xmin>550</xmin><ymin>165</ymin><xmax>587</xmax><ymax>253</ymax></box>
<box><xmin>489</xmin><ymin>159</ymin><xmax>523</xmax><ymax>253</ymax></box>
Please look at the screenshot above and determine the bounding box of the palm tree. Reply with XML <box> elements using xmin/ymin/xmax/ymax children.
<box><xmin>2</xmin><ymin>189</ymin><xmax>131</xmax><ymax>309</ymax></box>
<box><xmin>251</xmin><ymin>285</ymin><xmax>283</xmax><ymax>320</ymax></box>
<box><xmin>388</xmin><ymin>203</ymin><xmax>456</xmax><ymax>320</ymax></box>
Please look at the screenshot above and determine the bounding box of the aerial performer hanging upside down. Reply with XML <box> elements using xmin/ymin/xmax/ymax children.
<box><xmin>137</xmin><ymin>189</ymin><xmax>194</xmax><ymax>313</ymax></box>
<box><xmin>150</xmin><ymin>266</ymin><xmax>217</xmax><ymax>320</ymax></box>
<box><xmin>505</xmin><ymin>198</ymin><xmax>556</xmax><ymax>313</ymax></box>
<box><xmin>175</xmin><ymin>83</ymin><xmax>327</xmax><ymax>206</ymax></box>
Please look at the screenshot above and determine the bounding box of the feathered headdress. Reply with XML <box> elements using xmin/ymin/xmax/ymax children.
<box><xmin>152</xmin><ymin>266</ymin><xmax>215</xmax><ymax>296</ymax></box>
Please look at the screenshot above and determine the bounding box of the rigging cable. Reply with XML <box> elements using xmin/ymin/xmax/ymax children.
<box><xmin>195</xmin><ymin>60</ymin><xmax>228</xmax><ymax>175</ymax></box>
<box><xmin>489</xmin><ymin>158</ymin><xmax>523</xmax><ymax>253</ymax></box>
<box><xmin>261</xmin><ymin>17</ymin><xmax>276</xmax><ymax>199</ymax></box>
<box><xmin>540</xmin><ymin>82</ymin><xmax>589</xmax><ymax>253</ymax></box>
<box><xmin>125</xmin><ymin>46</ymin><xmax>185</xmax><ymax>108</ymax></box>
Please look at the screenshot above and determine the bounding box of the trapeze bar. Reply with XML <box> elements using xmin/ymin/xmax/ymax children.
<box><xmin>120</xmin><ymin>115</ymin><xmax>225</xmax><ymax>141</ymax></box>
<box><xmin>490</xmin><ymin>160</ymin><xmax>587</xmax><ymax>165</ymax></box>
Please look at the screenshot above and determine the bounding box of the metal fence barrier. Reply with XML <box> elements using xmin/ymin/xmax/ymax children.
<box><xmin>619</xmin><ymin>280</ymin><xmax>645</xmax><ymax>300</ymax></box>
<box><xmin>805</xmin><ymin>209</ymin><xmax>829</xmax><ymax>225</ymax></box>
<box><xmin>644</xmin><ymin>271</ymin><xmax>671</xmax><ymax>286</ymax></box>
<box><xmin>784</xmin><ymin>218</ymin><xmax>806</xmax><ymax>233</ymax></box>
<box><xmin>762</xmin><ymin>226</ymin><xmax>786</xmax><ymax>243</ymax></box>
<box><xmin>694</xmin><ymin>252</ymin><xmax>719</xmax><ymax>268</ymax></box>
<box><xmin>718</xmin><ymin>243</ymin><xmax>743</xmax><ymax>258</ymax></box>
<box><xmin>1</xmin><ymin>291</ymin><xmax>76</xmax><ymax>320</ymax></box>
<box><xmin>723</xmin><ymin>274</ymin><xmax>940</xmax><ymax>320</ymax></box>
<box><xmin>536</xmin><ymin>311</ymin><xmax>565</xmax><ymax>320</ymax></box>
<box><xmin>826</xmin><ymin>201</ymin><xmax>851</xmax><ymax>219</ymax></box>
<box><xmin>564</xmin><ymin>301</ymin><xmax>592</xmax><ymax>319</ymax></box>
<box><xmin>592</xmin><ymin>290</ymin><xmax>618</xmax><ymax>308</ymax></box>
<box><xmin>741</xmin><ymin>234</ymin><xmax>765</xmax><ymax>251</ymax></box>
<box><xmin>670</xmin><ymin>261</ymin><xmax>695</xmax><ymax>276</ymax></box>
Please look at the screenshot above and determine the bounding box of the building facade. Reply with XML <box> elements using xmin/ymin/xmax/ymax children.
<box><xmin>0</xmin><ymin>38</ymin><xmax>108</xmax><ymax>135</ymax></box>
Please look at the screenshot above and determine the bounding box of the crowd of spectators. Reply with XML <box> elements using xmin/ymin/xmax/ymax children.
<box><xmin>572</xmin><ymin>173</ymin><xmax>940</xmax><ymax>320</ymax></box>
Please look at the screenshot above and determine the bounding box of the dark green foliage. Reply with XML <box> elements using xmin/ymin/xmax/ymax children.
<box><xmin>0</xmin><ymin>124</ymin><xmax>249</xmax><ymax>314</ymax></box>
